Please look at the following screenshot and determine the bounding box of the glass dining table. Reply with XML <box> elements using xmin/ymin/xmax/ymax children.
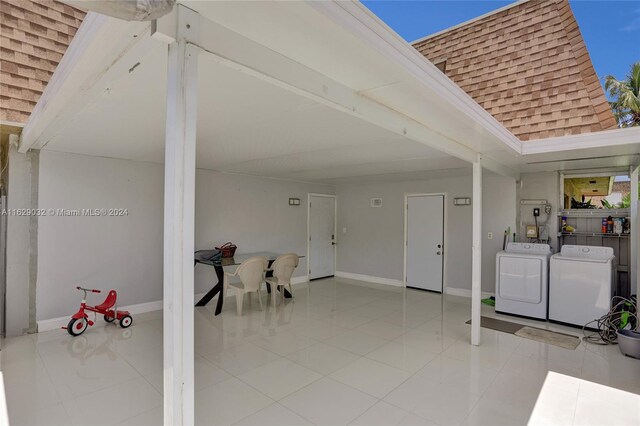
<box><xmin>194</xmin><ymin>250</ymin><xmax>304</xmax><ymax>315</ymax></box>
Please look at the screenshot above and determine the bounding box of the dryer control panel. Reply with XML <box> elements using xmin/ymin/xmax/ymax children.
<box><xmin>505</xmin><ymin>242</ymin><xmax>551</xmax><ymax>254</ymax></box>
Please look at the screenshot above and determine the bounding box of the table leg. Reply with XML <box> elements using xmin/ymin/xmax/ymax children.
<box><xmin>266</xmin><ymin>260</ymin><xmax>274</xmax><ymax>295</ymax></box>
<box><xmin>195</xmin><ymin>265</ymin><xmax>225</xmax><ymax>316</ymax></box>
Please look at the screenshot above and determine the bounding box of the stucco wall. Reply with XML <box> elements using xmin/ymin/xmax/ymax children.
<box><xmin>194</xmin><ymin>170</ymin><xmax>334</xmax><ymax>294</ymax></box>
<box><xmin>518</xmin><ymin>171</ymin><xmax>560</xmax><ymax>252</ymax></box>
<box><xmin>37</xmin><ymin>151</ymin><xmax>165</xmax><ymax>322</ymax></box>
<box><xmin>336</xmin><ymin>172</ymin><xmax>516</xmax><ymax>293</ymax></box>
<box><xmin>34</xmin><ymin>150</ymin><xmax>520</xmax><ymax>322</ymax></box>
<box><xmin>36</xmin><ymin>151</ymin><xmax>333</xmax><ymax>321</ymax></box>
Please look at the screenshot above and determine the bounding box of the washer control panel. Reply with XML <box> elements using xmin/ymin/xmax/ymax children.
<box><xmin>560</xmin><ymin>245</ymin><xmax>614</xmax><ymax>259</ymax></box>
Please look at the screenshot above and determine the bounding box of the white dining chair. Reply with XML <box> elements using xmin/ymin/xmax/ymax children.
<box><xmin>265</xmin><ymin>253</ymin><xmax>299</xmax><ymax>306</ymax></box>
<box><xmin>223</xmin><ymin>256</ymin><xmax>268</xmax><ymax>315</ymax></box>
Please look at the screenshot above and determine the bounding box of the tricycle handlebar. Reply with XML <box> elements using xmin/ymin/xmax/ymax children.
<box><xmin>76</xmin><ymin>286</ymin><xmax>101</xmax><ymax>293</ymax></box>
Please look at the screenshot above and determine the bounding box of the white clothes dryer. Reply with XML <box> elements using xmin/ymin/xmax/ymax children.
<box><xmin>495</xmin><ymin>243</ymin><xmax>552</xmax><ymax>320</ymax></box>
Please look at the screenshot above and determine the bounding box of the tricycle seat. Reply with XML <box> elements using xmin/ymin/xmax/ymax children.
<box><xmin>95</xmin><ymin>290</ymin><xmax>117</xmax><ymax>311</ymax></box>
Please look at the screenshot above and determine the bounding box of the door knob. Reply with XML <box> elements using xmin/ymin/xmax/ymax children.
<box><xmin>436</xmin><ymin>251</ymin><xmax>441</xmax><ymax>255</ymax></box>
<box><xmin>437</xmin><ymin>244</ymin><xmax>442</xmax><ymax>248</ymax></box>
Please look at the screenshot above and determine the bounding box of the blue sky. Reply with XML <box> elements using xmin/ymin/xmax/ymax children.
<box><xmin>362</xmin><ymin>1</ymin><xmax>640</xmax><ymax>90</ymax></box>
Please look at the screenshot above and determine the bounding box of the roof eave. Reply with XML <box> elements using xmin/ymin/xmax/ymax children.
<box><xmin>522</xmin><ymin>127</ymin><xmax>640</xmax><ymax>155</ymax></box>
<box><xmin>410</xmin><ymin>0</ymin><xmax>531</xmax><ymax>45</ymax></box>
<box><xmin>315</xmin><ymin>1</ymin><xmax>522</xmax><ymax>155</ymax></box>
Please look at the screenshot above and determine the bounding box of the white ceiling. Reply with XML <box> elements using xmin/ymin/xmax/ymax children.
<box><xmin>43</xmin><ymin>39</ymin><xmax>469</xmax><ymax>185</ymax></box>
<box><xmin>35</xmin><ymin>1</ymin><xmax>638</xmax><ymax>186</ymax></box>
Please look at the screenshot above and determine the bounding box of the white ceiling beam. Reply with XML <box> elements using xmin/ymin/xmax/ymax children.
<box><xmin>521</xmin><ymin>155</ymin><xmax>640</xmax><ymax>174</ymax></box>
<box><xmin>154</xmin><ymin>11</ymin><xmax>482</xmax><ymax>164</ymax></box>
<box><xmin>19</xmin><ymin>14</ymin><xmax>151</xmax><ymax>153</ymax></box>
<box><xmin>480</xmin><ymin>155</ymin><xmax>520</xmax><ymax>180</ymax></box>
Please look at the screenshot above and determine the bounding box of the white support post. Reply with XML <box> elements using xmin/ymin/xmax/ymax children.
<box><xmin>471</xmin><ymin>156</ymin><xmax>482</xmax><ymax>346</ymax></box>
<box><xmin>631</xmin><ymin>165</ymin><xmax>639</xmax><ymax>329</ymax></box>
<box><xmin>163</xmin><ymin>6</ymin><xmax>199</xmax><ymax>426</ymax></box>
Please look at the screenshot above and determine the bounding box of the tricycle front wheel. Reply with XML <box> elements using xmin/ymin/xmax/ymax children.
<box><xmin>67</xmin><ymin>317</ymin><xmax>88</xmax><ymax>336</ymax></box>
<box><xmin>119</xmin><ymin>315</ymin><xmax>132</xmax><ymax>328</ymax></box>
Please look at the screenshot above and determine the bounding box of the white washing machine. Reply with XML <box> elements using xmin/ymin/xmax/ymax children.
<box><xmin>549</xmin><ymin>245</ymin><xmax>615</xmax><ymax>328</ymax></box>
<box><xmin>495</xmin><ymin>242</ymin><xmax>551</xmax><ymax>320</ymax></box>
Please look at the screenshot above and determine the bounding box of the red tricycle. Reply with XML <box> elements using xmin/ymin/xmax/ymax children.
<box><xmin>67</xmin><ymin>286</ymin><xmax>132</xmax><ymax>336</ymax></box>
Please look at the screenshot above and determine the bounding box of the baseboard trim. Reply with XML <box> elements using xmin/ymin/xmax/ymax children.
<box><xmin>37</xmin><ymin>276</ymin><xmax>311</xmax><ymax>333</ymax></box>
<box><xmin>291</xmin><ymin>275</ymin><xmax>309</xmax><ymax>285</ymax></box>
<box><xmin>335</xmin><ymin>271</ymin><xmax>404</xmax><ymax>287</ymax></box>
<box><xmin>445</xmin><ymin>287</ymin><xmax>494</xmax><ymax>299</ymax></box>
<box><xmin>37</xmin><ymin>299</ymin><xmax>164</xmax><ymax>333</ymax></box>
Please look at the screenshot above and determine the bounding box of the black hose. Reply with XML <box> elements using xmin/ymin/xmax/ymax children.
<box><xmin>582</xmin><ymin>295</ymin><xmax>638</xmax><ymax>345</ymax></box>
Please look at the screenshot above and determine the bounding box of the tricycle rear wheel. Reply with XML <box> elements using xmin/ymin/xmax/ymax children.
<box><xmin>119</xmin><ymin>315</ymin><xmax>132</xmax><ymax>328</ymax></box>
<box><xmin>67</xmin><ymin>317</ymin><xmax>88</xmax><ymax>336</ymax></box>
<box><xmin>104</xmin><ymin>314</ymin><xmax>115</xmax><ymax>323</ymax></box>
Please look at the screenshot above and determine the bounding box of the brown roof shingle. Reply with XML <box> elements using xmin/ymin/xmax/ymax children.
<box><xmin>0</xmin><ymin>0</ymin><xmax>85</xmax><ymax>124</ymax></box>
<box><xmin>413</xmin><ymin>0</ymin><xmax>618</xmax><ymax>141</ymax></box>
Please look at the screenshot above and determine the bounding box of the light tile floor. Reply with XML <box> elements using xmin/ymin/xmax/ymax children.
<box><xmin>1</xmin><ymin>277</ymin><xmax>639</xmax><ymax>425</ymax></box>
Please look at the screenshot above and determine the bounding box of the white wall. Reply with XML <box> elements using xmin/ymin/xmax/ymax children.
<box><xmin>482</xmin><ymin>173</ymin><xmax>517</xmax><ymax>290</ymax></box>
<box><xmin>518</xmin><ymin>171</ymin><xmax>560</xmax><ymax>252</ymax></box>
<box><xmin>36</xmin><ymin>151</ymin><xmax>333</xmax><ymax>321</ymax></box>
<box><xmin>194</xmin><ymin>170</ymin><xmax>333</xmax><ymax>294</ymax></box>
<box><xmin>34</xmin><ymin>149</ymin><xmax>520</xmax><ymax>322</ymax></box>
<box><xmin>37</xmin><ymin>151</ymin><xmax>165</xmax><ymax>321</ymax></box>
<box><xmin>335</xmin><ymin>172</ymin><xmax>516</xmax><ymax>293</ymax></box>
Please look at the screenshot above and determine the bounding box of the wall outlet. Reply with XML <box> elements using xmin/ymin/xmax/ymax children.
<box><xmin>342</xmin><ymin>227</ymin><xmax>347</xmax><ymax>234</ymax></box>
<box><xmin>487</xmin><ymin>232</ymin><xmax>493</xmax><ymax>240</ymax></box>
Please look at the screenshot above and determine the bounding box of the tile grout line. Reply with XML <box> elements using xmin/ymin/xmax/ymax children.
<box><xmin>457</xmin><ymin>331</ymin><xmax>526</xmax><ymax>424</ymax></box>
<box><xmin>33</xmin><ymin>336</ymin><xmax>78</xmax><ymax>424</ymax></box>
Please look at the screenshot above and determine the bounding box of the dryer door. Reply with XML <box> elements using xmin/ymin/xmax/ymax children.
<box><xmin>498</xmin><ymin>256</ymin><xmax>543</xmax><ymax>303</ymax></box>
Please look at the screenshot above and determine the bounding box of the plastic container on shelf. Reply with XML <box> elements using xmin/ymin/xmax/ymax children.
<box><xmin>613</xmin><ymin>218</ymin><xmax>623</xmax><ymax>234</ymax></box>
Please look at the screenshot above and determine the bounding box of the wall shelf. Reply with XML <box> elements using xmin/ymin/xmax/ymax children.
<box><xmin>558</xmin><ymin>232</ymin><xmax>629</xmax><ymax>238</ymax></box>
<box><xmin>557</xmin><ymin>209</ymin><xmax>630</xmax><ymax>218</ymax></box>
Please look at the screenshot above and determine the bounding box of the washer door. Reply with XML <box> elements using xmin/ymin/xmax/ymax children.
<box><xmin>498</xmin><ymin>256</ymin><xmax>543</xmax><ymax>303</ymax></box>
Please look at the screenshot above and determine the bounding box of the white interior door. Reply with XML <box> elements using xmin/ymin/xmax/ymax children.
<box><xmin>309</xmin><ymin>195</ymin><xmax>335</xmax><ymax>280</ymax></box>
<box><xmin>406</xmin><ymin>195</ymin><xmax>444</xmax><ymax>292</ymax></box>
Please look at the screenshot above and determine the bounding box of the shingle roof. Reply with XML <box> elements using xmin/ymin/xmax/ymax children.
<box><xmin>413</xmin><ymin>0</ymin><xmax>618</xmax><ymax>141</ymax></box>
<box><xmin>1</xmin><ymin>0</ymin><xmax>85</xmax><ymax>124</ymax></box>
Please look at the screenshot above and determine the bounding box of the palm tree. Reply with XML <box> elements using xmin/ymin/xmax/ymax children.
<box><xmin>605</xmin><ymin>62</ymin><xmax>640</xmax><ymax>127</ymax></box>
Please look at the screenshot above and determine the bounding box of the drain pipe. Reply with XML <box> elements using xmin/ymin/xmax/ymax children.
<box><xmin>64</xmin><ymin>0</ymin><xmax>176</xmax><ymax>21</ymax></box>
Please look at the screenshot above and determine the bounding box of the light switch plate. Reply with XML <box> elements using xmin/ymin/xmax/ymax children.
<box><xmin>487</xmin><ymin>232</ymin><xmax>493</xmax><ymax>240</ymax></box>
